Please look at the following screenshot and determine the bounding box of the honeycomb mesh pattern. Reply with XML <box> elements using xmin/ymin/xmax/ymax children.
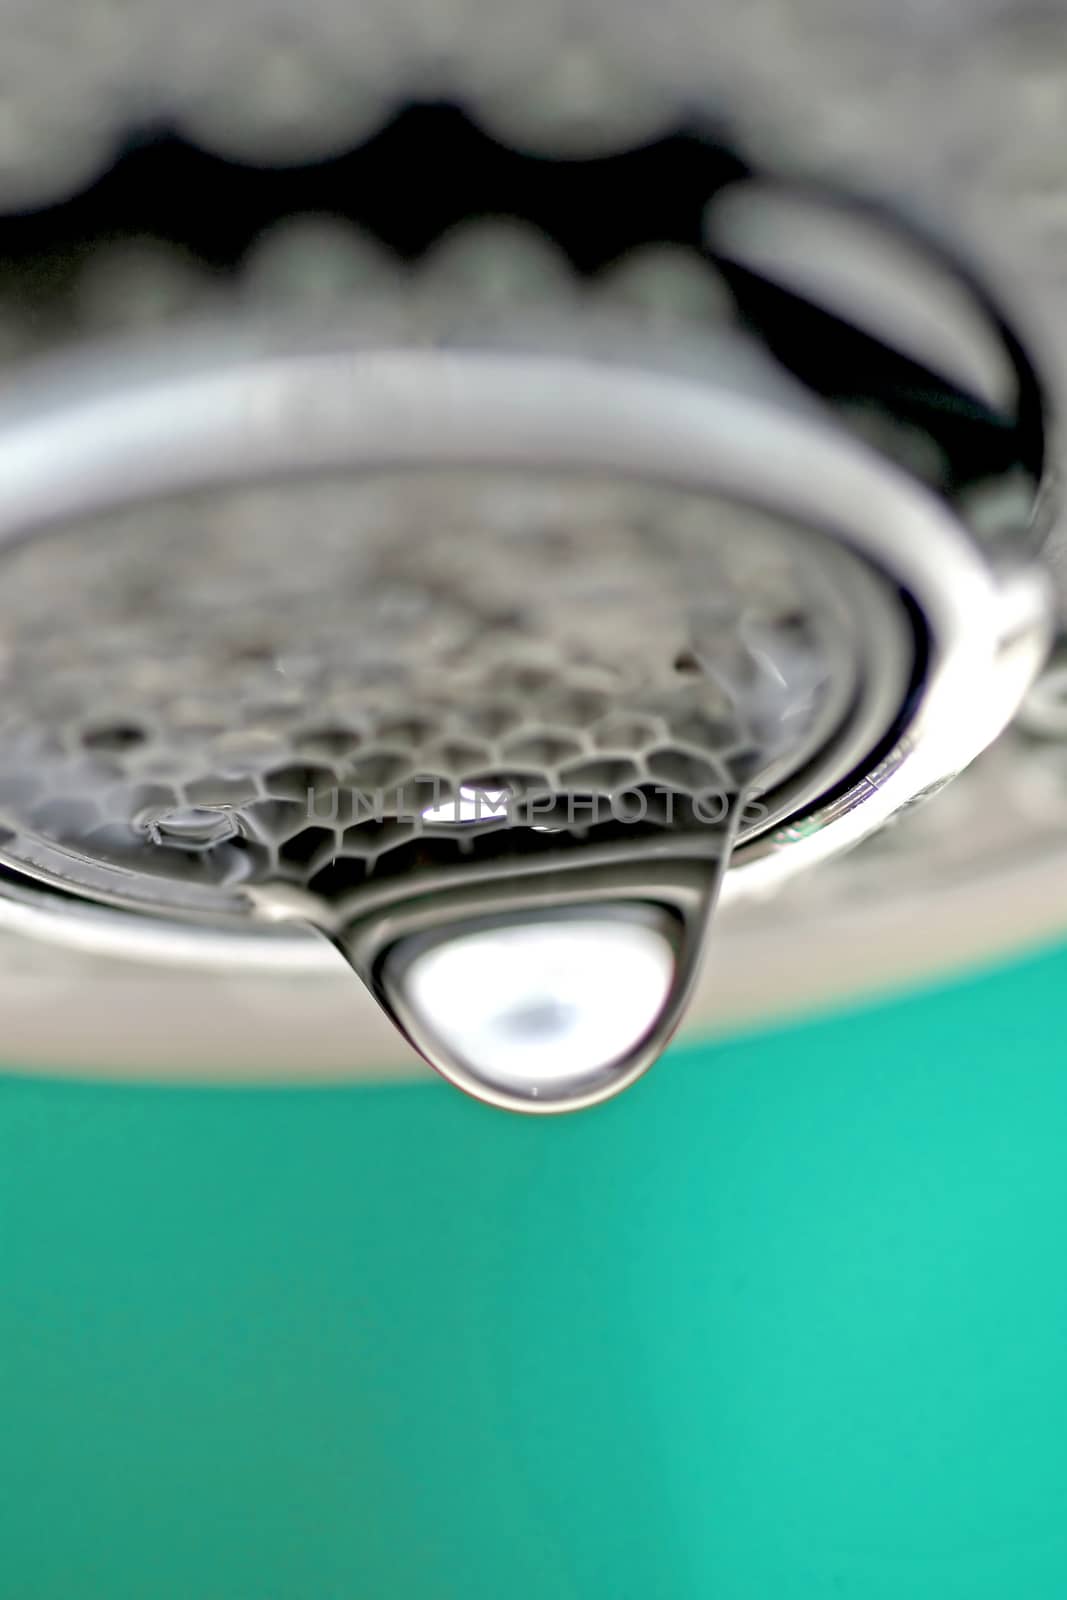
<box><xmin>0</xmin><ymin>470</ymin><xmax>867</xmax><ymax>912</ymax></box>
<box><xmin>0</xmin><ymin>0</ymin><xmax>1047</xmax><ymax>1015</ymax></box>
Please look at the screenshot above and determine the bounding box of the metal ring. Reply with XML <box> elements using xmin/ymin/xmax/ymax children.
<box><xmin>0</xmin><ymin>319</ymin><xmax>1050</xmax><ymax>963</ymax></box>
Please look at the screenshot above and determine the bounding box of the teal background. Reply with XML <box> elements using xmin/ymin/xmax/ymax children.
<box><xmin>3</xmin><ymin>943</ymin><xmax>1067</xmax><ymax>1599</ymax></box>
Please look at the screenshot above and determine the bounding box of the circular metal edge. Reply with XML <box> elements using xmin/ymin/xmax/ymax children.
<box><xmin>0</xmin><ymin>329</ymin><xmax>1050</xmax><ymax>968</ymax></box>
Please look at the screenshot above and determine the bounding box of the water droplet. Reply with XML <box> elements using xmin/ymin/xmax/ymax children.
<box><xmin>144</xmin><ymin>806</ymin><xmax>239</xmax><ymax>851</ymax></box>
<box><xmin>386</xmin><ymin>910</ymin><xmax>677</xmax><ymax>1108</ymax></box>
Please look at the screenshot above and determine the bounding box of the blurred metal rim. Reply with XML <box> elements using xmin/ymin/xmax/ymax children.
<box><xmin>0</xmin><ymin>321</ymin><xmax>1049</xmax><ymax>977</ymax></box>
